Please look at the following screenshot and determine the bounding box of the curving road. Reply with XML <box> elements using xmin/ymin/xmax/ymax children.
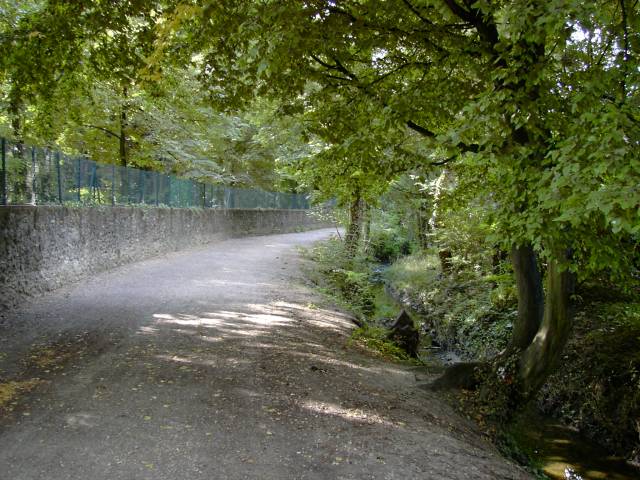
<box><xmin>0</xmin><ymin>228</ymin><xmax>529</xmax><ymax>479</ymax></box>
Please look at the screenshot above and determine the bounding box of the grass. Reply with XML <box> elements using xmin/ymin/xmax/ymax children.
<box><xmin>385</xmin><ymin>252</ymin><xmax>441</xmax><ymax>292</ymax></box>
<box><xmin>372</xmin><ymin>288</ymin><xmax>400</xmax><ymax>323</ymax></box>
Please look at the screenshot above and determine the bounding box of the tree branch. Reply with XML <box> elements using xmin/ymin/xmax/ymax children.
<box><xmin>620</xmin><ymin>0</ymin><xmax>630</xmax><ymax>101</ymax></box>
<box><xmin>406</xmin><ymin>120</ymin><xmax>436</xmax><ymax>138</ymax></box>
<box><xmin>331</xmin><ymin>56</ymin><xmax>358</xmax><ymax>81</ymax></box>
<box><xmin>310</xmin><ymin>54</ymin><xmax>337</xmax><ymax>71</ymax></box>
<box><xmin>431</xmin><ymin>155</ymin><xmax>457</xmax><ymax>166</ymax></box>
<box><xmin>400</xmin><ymin>0</ymin><xmax>433</xmax><ymax>26</ymax></box>
<box><xmin>310</xmin><ymin>53</ymin><xmax>359</xmax><ymax>81</ymax></box>
<box><xmin>443</xmin><ymin>0</ymin><xmax>500</xmax><ymax>50</ymax></box>
<box><xmin>367</xmin><ymin>61</ymin><xmax>431</xmax><ymax>87</ymax></box>
<box><xmin>442</xmin><ymin>0</ymin><xmax>475</xmax><ymax>24</ymax></box>
<box><xmin>405</xmin><ymin>121</ymin><xmax>480</xmax><ymax>156</ymax></box>
<box><xmin>82</xmin><ymin>124</ymin><xmax>121</xmax><ymax>140</ymax></box>
<box><xmin>325</xmin><ymin>5</ymin><xmax>446</xmax><ymax>50</ymax></box>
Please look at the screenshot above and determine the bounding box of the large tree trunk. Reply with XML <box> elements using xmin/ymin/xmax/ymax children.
<box><xmin>432</xmin><ymin>246</ymin><xmax>575</xmax><ymax>402</ymax></box>
<box><xmin>345</xmin><ymin>193</ymin><xmax>363</xmax><ymax>255</ymax></box>
<box><xmin>510</xmin><ymin>244</ymin><xmax>545</xmax><ymax>351</ymax></box>
<box><xmin>517</xmin><ymin>249</ymin><xmax>575</xmax><ymax>396</ymax></box>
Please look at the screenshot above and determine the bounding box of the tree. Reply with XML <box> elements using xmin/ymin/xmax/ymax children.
<box><xmin>158</xmin><ymin>0</ymin><xmax>639</xmax><ymax>400</ymax></box>
<box><xmin>0</xmin><ymin>1</ymin><xmax>311</xmax><ymax>191</ymax></box>
<box><xmin>2</xmin><ymin>0</ymin><xmax>638</xmax><ymax>403</ymax></box>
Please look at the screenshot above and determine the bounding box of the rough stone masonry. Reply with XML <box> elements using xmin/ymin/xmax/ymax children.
<box><xmin>0</xmin><ymin>205</ymin><xmax>329</xmax><ymax>313</ymax></box>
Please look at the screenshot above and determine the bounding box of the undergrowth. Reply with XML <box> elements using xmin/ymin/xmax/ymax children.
<box><xmin>495</xmin><ymin>425</ymin><xmax>550</xmax><ymax>480</ymax></box>
<box><xmin>306</xmin><ymin>223</ymin><xmax>640</xmax><ymax>468</ymax></box>
<box><xmin>348</xmin><ymin>325</ymin><xmax>417</xmax><ymax>363</ymax></box>
<box><xmin>538</xmin><ymin>298</ymin><xmax>640</xmax><ymax>461</ymax></box>
<box><xmin>385</xmin><ymin>251</ymin><xmax>517</xmax><ymax>360</ymax></box>
<box><xmin>304</xmin><ymin>236</ymin><xmax>417</xmax><ymax>364</ymax></box>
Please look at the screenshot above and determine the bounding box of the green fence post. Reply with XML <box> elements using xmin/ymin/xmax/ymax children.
<box><xmin>55</xmin><ymin>151</ymin><xmax>63</xmax><ymax>204</ymax></box>
<box><xmin>1</xmin><ymin>138</ymin><xmax>6</xmax><ymax>205</ymax></box>
<box><xmin>111</xmin><ymin>164</ymin><xmax>116</xmax><ymax>206</ymax></box>
<box><xmin>155</xmin><ymin>171</ymin><xmax>159</xmax><ymax>206</ymax></box>
<box><xmin>88</xmin><ymin>161</ymin><xmax>96</xmax><ymax>203</ymax></box>
<box><xmin>139</xmin><ymin>169</ymin><xmax>145</xmax><ymax>204</ymax></box>
<box><xmin>125</xmin><ymin>167</ymin><xmax>130</xmax><ymax>204</ymax></box>
<box><xmin>31</xmin><ymin>147</ymin><xmax>37</xmax><ymax>205</ymax></box>
<box><xmin>77</xmin><ymin>157</ymin><xmax>82</xmax><ymax>203</ymax></box>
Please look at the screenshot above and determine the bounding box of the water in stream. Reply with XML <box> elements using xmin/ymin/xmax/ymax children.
<box><xmin>374</xmin><ymin>283</ymin><xmax>640</xmax><ymax>480</ymax></box>
<box><xmin>509</xmin><ymin>411</ymin><xmax>640</xmax><ymax>480</ymax></box>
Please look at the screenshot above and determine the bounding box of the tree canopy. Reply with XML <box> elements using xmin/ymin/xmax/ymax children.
<box><xmin>162</xmin><ymin>0</ymin><xmax>639</xmax><ymax>270</ymax></box>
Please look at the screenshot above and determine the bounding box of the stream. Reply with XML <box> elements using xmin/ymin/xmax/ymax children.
<box><xmin>510</xmin><ymin>411</ymin><xmax>640</xmax><ymax>480</ymax></box>
<box><xmin>373</xmin><ymin>281</ymin><xmax>640</xmax><ymax>480</ymax></box>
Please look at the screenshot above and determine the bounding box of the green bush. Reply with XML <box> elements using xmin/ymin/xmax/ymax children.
<box><xmin>367</xmin><ymin>228</ymin><xmax>411</xmax><ymax>263</ymax></box>
<box><xmin>304</xmin><ymin>236</ymin><xmax>377</xmax><ymax>320</ymax></box>
<box><xmin>328</xmin><ymin>268</ymin><xmax>376</xmax><ymax>317</ymax></box>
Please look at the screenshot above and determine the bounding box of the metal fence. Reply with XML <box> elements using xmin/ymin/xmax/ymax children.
<box><xmin>0</xmin><ymin>138</ymin><xmax>310</xmax><ymax>209</ymax></box>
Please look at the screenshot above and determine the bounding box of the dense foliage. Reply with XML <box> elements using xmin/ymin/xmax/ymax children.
<box><xmin>0</xmin><ymin>0</ymin><xmax>314</xmax><ymax>190</ymax></box>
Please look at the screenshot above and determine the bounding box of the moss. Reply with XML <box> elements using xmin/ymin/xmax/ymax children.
<box><xmin>0</xmin><ymin>379</ymin><xmax>42</xmax><ymax>411</ymax></box>
<box><xmin>495</xmin><ymin>424</ymin><xmax>550</xmax><ymax>480</ymax></box>
<box><xmin>348</xmin><ymin>325</ymin><xmax>419</xmax><ymax>364</ymax></box>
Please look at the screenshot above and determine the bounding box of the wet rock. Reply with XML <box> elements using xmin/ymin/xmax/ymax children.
<box><xmin>387</xmin><ymin>309</ymin><xmax>419</xmax><ymax>358</ymax></box>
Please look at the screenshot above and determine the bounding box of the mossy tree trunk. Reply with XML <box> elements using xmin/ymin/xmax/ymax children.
<box><xmin>510</xmin><ymin>244</ymin><xmax>545</xmax><ymax>351</ymax></box>
<box><xmin>516</xmin><ymin>248</ymin><xmax>576</xmax><ymax>396</ymax></box>
<box><xmin>345</xmin><ymin>192</ymin><xmax>363</xmax><ymax>255</ymax></box>
<box><xmin>436</xmin><ymin>246</ymin><xmax>576</xmax><ymax>404</ymax></box>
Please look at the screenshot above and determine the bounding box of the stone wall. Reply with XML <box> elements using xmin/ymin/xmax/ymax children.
<box><xmin>0</xmin><ymin>206</ymin><xmax>329</xmax><ymax>312</ymax></box>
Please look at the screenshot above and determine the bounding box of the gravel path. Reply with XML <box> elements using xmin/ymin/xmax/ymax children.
<box><xmin>0</xmin><ymin>228</ymin><xmax>530</xmax><ymax>479</ymax></box>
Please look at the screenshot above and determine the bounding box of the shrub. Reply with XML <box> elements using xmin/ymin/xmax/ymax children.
<box><xmin>368</xmin><ymin>228</ymin><xmax>411</xmax><ymax>263</ymax></box>
<box><xmin>385</xmin><ymin>252</ymin><xmax>516</xmax><ymax>360</ymax></box>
